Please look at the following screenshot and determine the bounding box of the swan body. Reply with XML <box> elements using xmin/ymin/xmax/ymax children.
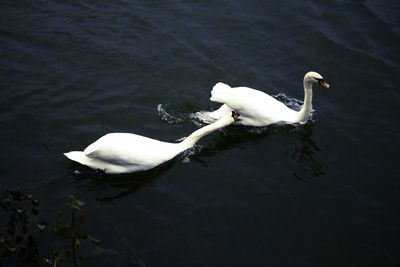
<box><xmin>207</xmin><ymin>71</ymin><xmax>329</xmax><ymax>127</ymax></box>
<box><xmin>64</xmin><ymin>111</ymin><xmax>238</xmax><ymax>174</ymax></box>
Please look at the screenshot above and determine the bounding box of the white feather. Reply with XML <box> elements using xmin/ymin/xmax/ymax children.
<box><xmin>207</xmin><ymin>71</ymin><xmax>328</xmax><ymax>126</ymax></box>
<box><xmin>64</xmin><ymin>110</ymin><xmax>236</xmax><ymax>174</ymax></box>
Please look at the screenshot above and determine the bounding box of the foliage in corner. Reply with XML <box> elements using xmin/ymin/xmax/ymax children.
<box><xmin>0</xmin><ymin>190</ymin><xmax>45</xmax><ymax>266</ymax></box>
<box><xmin>0</xmin><ymin>191</ymin><xmax>100</xmax><ymax>267</ymax></box>
<box><xmin>52</xmin><ymin>195</ymin><xmax>100</xmax><ymax>267</ymax></box>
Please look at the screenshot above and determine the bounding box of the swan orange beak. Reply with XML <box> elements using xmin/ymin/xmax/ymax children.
<box><xmin>319</xmin><ymin>79</ymin><xmax>330</xmax><ymax>89</ymax></box>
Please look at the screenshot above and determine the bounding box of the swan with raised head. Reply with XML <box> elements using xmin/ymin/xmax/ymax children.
<box><xmin>206</xmin><ymin>71</ymin><xmax>330</xmax><ymax>126</ymax></box>
<box><xmin>64</xmin><ymin>111</ymin><xmax>240</xmax><ymax>174</ymax></box>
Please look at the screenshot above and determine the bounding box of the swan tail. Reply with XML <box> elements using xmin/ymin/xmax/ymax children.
<box><xmin>64</xmin><ymin>151</ymin><xmax>92</xmax><ymax>166</ymax></box>
<box><xmin>210</xmin><ymin>82</ymin><xmax>232</xmax><ymax>103</ymax></box>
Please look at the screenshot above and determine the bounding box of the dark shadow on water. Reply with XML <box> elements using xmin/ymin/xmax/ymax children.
<box><xmin>157</xmin><ymin>101</ymin><xmax>325</xmax><ymax>181</ymax></box>
<box><xmin>190</xmin><ymin>122</ymin><xmax>325</xmax><ymax>182</ymax></box>
<box><xmin>66</xmin><ymin>160</ymin><xmax>175</xmax><ymax>201</ymax></box>
<box><xmin>291</xmin><ymin>124</ymin><xmax>325</xmax><ymax>182</ymax></box>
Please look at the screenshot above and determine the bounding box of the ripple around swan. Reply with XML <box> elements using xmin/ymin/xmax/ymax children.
<box><xmin>156</xmin><ymin>104</ymin><xmax>185</xmax><ymax>124</ymax></box>
<box><xmin>158</xmin><ymin>93</ymin><xmax>316</xmax><ymax>131</ymax></box>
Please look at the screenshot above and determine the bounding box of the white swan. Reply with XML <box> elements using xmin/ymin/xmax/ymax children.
<box><xmin>64</xmin><ymin>111</ymin><xmax>239</xmax><ymax>174</ymax></box>
<box><xmin>206</xmin><ymin>71</ymin><xmax>330</xmax><ymax>127</ymax></box>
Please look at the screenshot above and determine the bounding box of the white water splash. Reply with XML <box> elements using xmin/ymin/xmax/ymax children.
<box><xmin>181</xmin><ymin>143</ymin><xmax>203</xmax><ymax>163</ymax></box>
<box><xmin>157</xmin><ymin>104</ymin><xmax>184</xmax><ymax>124</ymax></box>
<box><xmin>189</xmin><ymin>110</ymin><xmax>218</xmax><ymax>124</ymax></box>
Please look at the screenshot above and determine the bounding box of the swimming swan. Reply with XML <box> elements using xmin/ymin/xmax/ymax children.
<box><xmin>207</xmin><ymin>71</ymin><xmax>330</xmax><ymax>126</ymax></box>
<box><xmin>64</xmin><ymin>111</ymin><xmax>240</xmax><ymax>174</ymax></box>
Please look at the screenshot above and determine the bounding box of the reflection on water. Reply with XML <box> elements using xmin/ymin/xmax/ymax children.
<box><xmin>197</xmin><ymin>122</ymin><xmax>325</xmax><ymax>182</ymax></box>
<box><xmin>292</xmin><ymin>124</ymin><xmax>325</xmax><ymax>181</ymax></box>
<box><xmin>67</xmin><ymin>161</ymin><xmax>174</xmax><ymax>201</ymax></box>
<box><xmin>159</xmin><ymin>101</ymin><xmax>324</xmax><ymax>181</ymax></box>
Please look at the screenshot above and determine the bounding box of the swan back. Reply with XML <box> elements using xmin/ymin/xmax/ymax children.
<box><xmin>84</xmin><ymin>133</ymin><xmax>181</xmax><ymax>165</ymax></box>
<box><xmin>65</xmin><ymin>133</ymin><xmax>183</xmax><ymax>173</ymax></box>
<box><xmin>210</xmin><ymin>82</ymin><xmax>297</xmax><ymax>126</ymax></box>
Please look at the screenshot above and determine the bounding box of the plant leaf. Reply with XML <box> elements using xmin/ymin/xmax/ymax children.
<box><xmin>86</xmin><ymin>234</ymin><xmax>101</xmax><ymax>246</ymax></box>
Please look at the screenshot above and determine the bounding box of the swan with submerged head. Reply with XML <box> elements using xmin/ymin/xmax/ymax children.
<box><xmin>206</xmin><ymin>71</ymin><xmax>330</xmax><ymax>126</ymax></box>
<box><xmin>64</xmin><ymin>110</ymin><xmax>240</xmax><ymax>174</ymax></box>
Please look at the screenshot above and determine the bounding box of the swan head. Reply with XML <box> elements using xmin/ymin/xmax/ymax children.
<box><xmin>304</xmin><ymin>71</ymin><xmax>330</xmax><ymax>89</ymax></box>
<box><xmin>231</xmin><ymin>111</ymin><xmax>240</xmax><ymax>121</ymax></box>
<box><xmin>216</xmin><ymin>110</ymin><xmax>240</xmax><ymax>125</ymax></box>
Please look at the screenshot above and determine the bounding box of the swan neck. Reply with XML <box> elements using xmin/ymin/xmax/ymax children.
<box><xmin>298</xmin><ymin>79</ymin><xmax>313</xmax><ymax>121</ymax></box>
<box><xmin>179</xmin><ymin>117</ymin><xmax>233</xmax><ymax>150</ymax></box>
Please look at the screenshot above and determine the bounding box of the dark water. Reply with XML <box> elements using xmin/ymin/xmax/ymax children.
<box><xmin>1</xmin><ymin>0</ymin><xmax>399</xmax><ymax>266</ymax></box>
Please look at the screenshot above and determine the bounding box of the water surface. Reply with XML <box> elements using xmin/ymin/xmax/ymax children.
<box><xmin>1</xmin><ymin>0</ymin><xmax>399</xmax><ymax>266</ymax></box>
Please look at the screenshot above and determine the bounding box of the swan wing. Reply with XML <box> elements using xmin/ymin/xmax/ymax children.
<box><xmin>210</xmin><ymin>83</ymin><xmax>297</xmax><ymax>125</ymax></box>
<box><xmin>84</xmin><ymin>133</ymin><xmax>179</xmax><ymax>166</ymax></box>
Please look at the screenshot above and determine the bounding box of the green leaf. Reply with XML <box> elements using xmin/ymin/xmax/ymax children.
<box><xmin>66</xmin><ymin>203</ymin><xmax>81</xmax><ymax>211</ymax></box>
<box><xmin>53</xmin><ymin>222</ymin><xmax>75</xmax><ymax>239</ymax></box>
<box><xmin>67</xmin><ymin>195</ymin><xmax>85</xmax><ymax>208</ymax></box>
<box><xmin>86</xmin><ymin>234</ymin><xmax>101</xmax><ymax>246</ymax></box>
<box><xmin>75</xmin><ymin>199</ymin><xmax>85</xmax><ymax>207</ymax></box>
<box><xmin>54</xmin><ymin>248</ymin><xmax>69</xmax><ymax>262</ymax></box>
<box><xmin>77</xmin><ymin>209</ymin><xmax>86</xmax><ymax>223</ymax></box>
